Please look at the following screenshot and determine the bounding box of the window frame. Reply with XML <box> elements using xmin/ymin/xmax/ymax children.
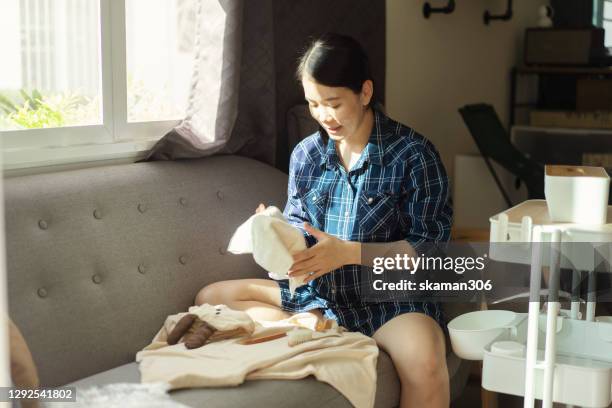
<box><xmin>603</xmin><ymin>0</ymin><xmax>612</xmax><ymax>47</ymax></box>
<box><xmin>595</xmin><ymin>0</ymin><xmax>604</xmax><ymax>26</ymax></box>
<box><xmin>595</xmin><ymin>0</ymin><xmax>612</xmax><ymax>46</ymax></box>
<box><xmin>1</xmin><ymin>0</ymin><xmax>181</xmax><ymax>172</ymax></box>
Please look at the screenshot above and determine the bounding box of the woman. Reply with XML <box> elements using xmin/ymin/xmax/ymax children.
<box><xmin>196</xmin><ymin>33</ymin><xmax>453</xmax><ymax>408</ymax></box>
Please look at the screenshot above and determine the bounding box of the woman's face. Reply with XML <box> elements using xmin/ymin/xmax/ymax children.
<box><xmin>302</xmin><ymin>75</ymin><xmax>373</xmax><ymax>143</ymax></box>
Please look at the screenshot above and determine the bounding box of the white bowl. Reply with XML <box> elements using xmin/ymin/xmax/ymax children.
<box><xmin>545</xmin><ymin>165</ymin><xmax>609</xmax><ymax>225</ymax></box>
<box><xmin>448</xmin><ymin>310</ymin><xmax>517</xmax><ymax>360</ymax></box>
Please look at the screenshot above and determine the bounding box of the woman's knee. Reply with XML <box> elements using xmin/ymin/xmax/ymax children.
<box><xmin>396</xmin><ymin>344</ymin><xmax>447</xmax><ymax>385</ymax></box>
<box><xmin>194</xmin><ymin>279</ymin><xmax>282</xmax><ymax>307</ymax></box>
<box><xmin>195</xmin><ymin>281</ymin><xmax>234</xmax><ymax>305</ymax></box>
<box><xmin>374</xmin><ymin>313</ymin><xmax>448</xmax><ymax>385</ymax></box>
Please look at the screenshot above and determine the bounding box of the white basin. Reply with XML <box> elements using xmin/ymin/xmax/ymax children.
<box><xmin>448</xmin><ymin>310</ymin><xmax>517</xmax><ymax>360</ymax></box>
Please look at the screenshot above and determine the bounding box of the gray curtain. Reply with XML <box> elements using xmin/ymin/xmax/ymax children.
<box><xmin>143</xmin><ymin>0</ymin><xmax>385</xmax><ymax>169</ymax></box>
<box><xmin>143</xmin><ymin>0</ymin><xmax>245</xmax><ymax>161</ymax></box>
<box><xmin>221</xmin><ymin>0</ymin><xmax>277</xmax><ymax>165</ymax></box>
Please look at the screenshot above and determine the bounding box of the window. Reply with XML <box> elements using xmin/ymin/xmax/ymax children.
<box><xmin>126</xmin><ymin>0</ymin><xmax>194</xmax><ymax>123</ymax></box>
<box><xmin>0</xmin><ymin>0</ymin><xmax>196</xmax><ymax>171</ymax></box>
<box><xmin>604</xmin><ymin>0</ymin><xmax>612</xmax><ymax>47</ymax></box>
<box><xmin>595</xmin><ymin>0</ymin><xmax>612</xmax><ymax>47</ymax></box>
<box><xmin>0</xmin><ymin>0</ymin><xmax>103</xmax><ymax>130</ymax></box>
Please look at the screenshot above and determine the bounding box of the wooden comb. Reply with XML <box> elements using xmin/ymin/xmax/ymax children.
<box><xmin>238</xmin><ymin>328</ymin><xmax>290</xmax><ymax>345</ymax></box>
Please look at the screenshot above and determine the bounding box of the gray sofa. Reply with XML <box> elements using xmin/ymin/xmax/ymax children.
<box><xmin>5</xmin><ymin>155</ymin><xmax>470</xmax><ymax>407</ymax></box>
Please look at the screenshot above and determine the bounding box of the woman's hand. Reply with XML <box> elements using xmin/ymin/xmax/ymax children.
<box><xmin>255</xmin><ymin>203</ymin><xmax>266</xmax><ymax>214</ymax></box>
<box><xmin>288</xmin><ymin>223</ymin><xmax>360</xmax><ymax>283</ymax></box>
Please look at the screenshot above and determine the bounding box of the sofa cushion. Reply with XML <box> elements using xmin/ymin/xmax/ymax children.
<box><xmin>68</xmin><ymin>350</ymin><xmax>401</xmax><ymax>408</ymax></box>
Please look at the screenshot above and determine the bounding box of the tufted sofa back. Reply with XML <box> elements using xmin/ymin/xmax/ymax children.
<box><xmin>4</xmin><ymin>155</ymin><xmax>288</xmax><ymax>386</ymax></box>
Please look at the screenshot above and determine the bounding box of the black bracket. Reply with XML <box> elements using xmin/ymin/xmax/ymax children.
<box><xmin>423</xmin><ymin>0</ymin><xmax>455</xmax><ymax>19</ymax></box>
<box><xmin>484</xmin><ymin>0</ymin><xmax>513</xmax><ymax>25</ymax></box>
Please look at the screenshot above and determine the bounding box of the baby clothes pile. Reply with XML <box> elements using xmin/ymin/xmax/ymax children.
<box><xmin>136</xmin><ymin>305</ymin><xmax>379</xmax><ymax>408</ymax></box>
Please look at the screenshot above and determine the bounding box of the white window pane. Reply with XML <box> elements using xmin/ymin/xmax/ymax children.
<box><xmin>605</xmin><ymin>21</ymin><xmax>612</xmax><ymax>47</ymax></box>
<box><xmin>604</xmin><ymin>1</ymin><xmax>612</xmax><ymax>20</ymax></box>
<box><xmin>0</xmin><ymin>0</ymin><xmax>102</xmax><ymax>131</ymax></box>
<box><xmin>126</xmin><ymin>0</ymin><xmax>196</xmax><ymax>123</ymax></box>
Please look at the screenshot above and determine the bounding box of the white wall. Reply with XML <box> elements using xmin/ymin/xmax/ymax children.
<box><xmin>386</xmin><ymin>0</ymin><xmax>547</xmax><ymax>181</ymax></box>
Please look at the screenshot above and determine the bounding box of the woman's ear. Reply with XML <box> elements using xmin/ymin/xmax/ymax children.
<box><xmin>360</xmin><ymin>80</ymin><xmax>374</xmax><ymax>107</ymax></box>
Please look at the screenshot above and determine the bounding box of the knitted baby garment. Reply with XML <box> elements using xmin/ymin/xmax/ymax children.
<box><xmin>227</xmin><ymin>206</ymin><xmax>307</xmax><ymax>295</ymax></box>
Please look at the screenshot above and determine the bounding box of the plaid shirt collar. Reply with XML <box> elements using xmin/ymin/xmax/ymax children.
<box><xmin>320</xmin><ymin>108</ymin><xmax>391</xmax><ymax>171</ymax></box>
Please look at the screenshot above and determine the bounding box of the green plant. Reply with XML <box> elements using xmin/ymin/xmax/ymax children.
<box><xmin>0</xmin><ymin>89</ymin><xmax>97</xmax><ymax>130</ymax></box>
<box><xmin>0</xmin><ymin>94</ymin><xmax>19</xmax><ymax>115</ymax></box>
<box><xmin>9</xmin><ymin>100</ymin><xmax>65</xmax><ymax>128</ymax></box>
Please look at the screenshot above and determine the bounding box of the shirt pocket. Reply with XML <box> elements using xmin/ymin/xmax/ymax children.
<box><xmin>358</xmin><ymin>190</ymin><xmax>399</xmax><ymax>239</ymax></box>
<box><xmin>302</xmin><ymin>187</ymin><xmax>329</xmax><ymax>229</ymax></box>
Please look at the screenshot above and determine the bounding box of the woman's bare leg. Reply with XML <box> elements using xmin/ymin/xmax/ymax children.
<box><xmin>195</xmin><ymin>279</ymin><xmax>290</xmax><ymax>321</ymax></box>
<box><xmin>373</xmin><ymin>313</ymin><xmax>449</xmax><ymax>408</ymax></box>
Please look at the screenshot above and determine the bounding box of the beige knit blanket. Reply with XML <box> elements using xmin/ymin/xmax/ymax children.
<box><xmin>136</xmin><ymin>310</ymin><xmax>378</xmax><ymax>408</ymax></box>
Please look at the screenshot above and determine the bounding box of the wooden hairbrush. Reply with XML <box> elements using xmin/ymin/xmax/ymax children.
<box><xmin>239</xmin><ymin>319</ymin><xmax>339</xmax><ymax>345</ymax></box>
<box><xmin>238</xmin><ymin>328</ymin><xmax>291</xmax><ymax>345</ymax></box>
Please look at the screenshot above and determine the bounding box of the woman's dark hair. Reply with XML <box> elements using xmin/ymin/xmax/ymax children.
<box><xmin>296</xmin><ymin>33</ymin><xmax>375</xmax><ymax>105</ymax></box>
<box><xmin>296</xmin><ymin>33</ymin><xmax>377</xmax><ymax>144</ymax></box>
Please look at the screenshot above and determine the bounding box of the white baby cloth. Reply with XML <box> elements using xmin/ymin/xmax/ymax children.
<box><xmin>187</xmin><ymin>304</ymin><xmax>255</xmax><ymax>334</ymax></box>
<box><xmin>227</xmin><ymin>206</ymin><xmax>307</xmax><ymax>295</ymax></box>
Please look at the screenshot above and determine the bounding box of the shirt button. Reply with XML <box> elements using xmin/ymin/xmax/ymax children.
<box><xmin>367</xmin><ymin>197</ymin><xmax>374</xmax><ymax>205</ymax></box>
<box><xmin>312</xmin><ymin>195</ymin><xmax>317</xmax><ymax>201</ymax></box>
<box><xmin>344</xmin><ymin>211</ymin><xmax>349</xmax><ymax>216</ymax></box>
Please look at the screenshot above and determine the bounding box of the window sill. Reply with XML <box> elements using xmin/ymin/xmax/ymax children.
<box><xmin>2</xmin><ymin>139</ymin><xmax>158</xmax><ymax>177</ymax></box>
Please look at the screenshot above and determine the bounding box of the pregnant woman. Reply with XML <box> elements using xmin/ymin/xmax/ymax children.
<box><xmin>196</xmin><ymin>33</ymin><xmax>453</xmax><ymax>407</ymax></box>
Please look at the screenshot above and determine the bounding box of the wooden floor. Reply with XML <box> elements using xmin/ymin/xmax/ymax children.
<box><xmin>451</xmin><ymin>374</ymin><xmax>525</xmax><ymax>408</ymax></box>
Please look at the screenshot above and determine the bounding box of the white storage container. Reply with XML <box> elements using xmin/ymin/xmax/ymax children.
<box><xmin>544</xmin><ymin>165</ymin><xmax>610</xmax><ymax>225</ymax></box>
<box><xmin>489</xmin><ymin>200</ymin><xmax>612</xmax><ymax>271</ymax></box>
<box><xmin>483</xmin><ymin>200</ymin><xmax>612</xmax><ymax>407</ymax></box>
<box><xmin>480</xmin><ymin>314</ymin><xmax>612</xmax><ymax>408</ymax></box>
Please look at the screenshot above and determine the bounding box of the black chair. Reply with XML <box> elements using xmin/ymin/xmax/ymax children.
<box><xmin>459</xmin><ymin>103</ymin><xmax>544</xmax><ymax>207</ymax></box>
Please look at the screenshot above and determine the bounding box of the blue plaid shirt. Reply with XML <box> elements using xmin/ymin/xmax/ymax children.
<box><xmin>280</xmin><ymin>108</ymin><xmax>452</xmax><ymax>334</ymax></box>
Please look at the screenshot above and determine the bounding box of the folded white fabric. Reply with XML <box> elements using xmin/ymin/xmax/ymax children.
<box><xmin>227</xmin><ymin>206</ymin><xmax>307</xmax><ymax>295</ymax></box>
